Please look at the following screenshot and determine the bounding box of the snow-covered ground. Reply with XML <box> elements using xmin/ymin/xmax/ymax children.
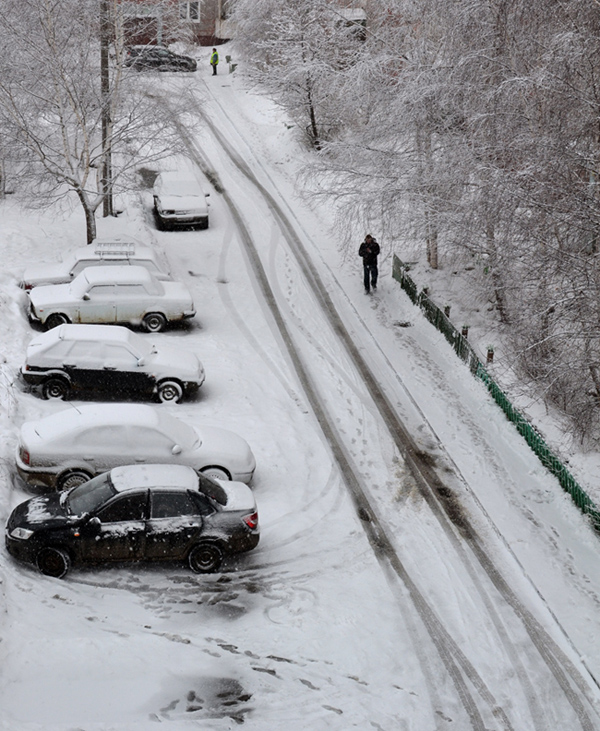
<box><xmin>2</xmin><ymin>47</ymin><xmax>600</xmax><ymax>730</ymax></box>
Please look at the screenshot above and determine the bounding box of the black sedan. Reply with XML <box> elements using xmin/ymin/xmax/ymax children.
<box><xmin>125</xmin><ymin>46</ymin><xmax>197</xmax><ymax>72</ymax></box>
<box><xmin>5</xmin><ymin>464</ymin><xmax>259</xmax><ymax>578</ymax></box>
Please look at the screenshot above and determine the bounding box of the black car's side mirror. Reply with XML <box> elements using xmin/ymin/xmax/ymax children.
<box><xmin>86</xmin><ymin>516</ymin><xmax>101</xmax><ymax>533</ymax></box>
<box><xmin>82</xmin><ymin>293</ymin><xmax>90</xmax><ymax>301</ymax></box>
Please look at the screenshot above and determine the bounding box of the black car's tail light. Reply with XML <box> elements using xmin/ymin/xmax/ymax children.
<box><xmin>19</xmin><ymin>446</ymin><xmax>30</xmax><ymax>465</ymax></box>
<box><xmin>242</xmin><ymin>511</ymin><xmax>258</xmax><ymax>530</ymax></box>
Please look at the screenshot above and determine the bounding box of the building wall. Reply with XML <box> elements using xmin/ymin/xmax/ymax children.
<box><xmin>120</xmin><ymin>1</ymin><xmax>368</xmax><ymax>47</ymax></box>
<box><xmin>120</xmin><ymin>0</ymin><xmax>227</xmax><ymax>47</ymax></box>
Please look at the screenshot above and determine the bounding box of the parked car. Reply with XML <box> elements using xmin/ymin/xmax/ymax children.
<box><xmin>21</xmin><ymin>238</ymin><xmax>171</xmax><ymax>290</ymax></box>
<box><xmin>5</xmin><ymin>464</ymin><xmax>259</xmax><ymax>578</ymax></box>
<box><xmin>153</xmin><ymin>171</ymin><xmax>210</xmax><ymax>230</ymax></box>
<box><xmin>21</xmin><ymin>323</ymin><xmax>205</xmax><ymax>404</ymax></box>
<box><xmin>16</xmin><ymin>403</ymin><xmax>256</xmax><ymax>491</ymax></box>
<box><xmin>28</xmin><ymin>265</ymin><xmax>195</xmax><ymax>332</ymax></box>
<box><xmin>125</xmin><ymin>46</ymin><xmax>197</xmax><ymax>72</ymax></box>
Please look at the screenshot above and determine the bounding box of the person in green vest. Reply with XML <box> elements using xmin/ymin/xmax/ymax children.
<box><xmin>210</xmin><ymin>48</ymin><xmax>219</xmax><ymax>76</ymax></box>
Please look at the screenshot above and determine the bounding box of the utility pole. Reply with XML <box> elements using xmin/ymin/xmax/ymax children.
<box><xmin>100</xmin><ymin>0</ymin><xmax>114</xmax><ymax>217</ymax></box>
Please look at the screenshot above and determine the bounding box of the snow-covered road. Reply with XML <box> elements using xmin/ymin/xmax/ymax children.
<box><xmin>1</xmin><ymin>59</ymin><xmax>600</xmax><ymax>730</ymax></box>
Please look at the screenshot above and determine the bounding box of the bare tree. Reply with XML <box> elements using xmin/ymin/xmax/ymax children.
<box><xmin>0</xmin><ymin>0</ymin><xmax>183</xmax><ymax>243</ymax></box>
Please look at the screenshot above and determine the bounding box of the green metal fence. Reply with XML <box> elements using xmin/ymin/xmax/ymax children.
<box><xmin>392</xmin><ymin>254</ymin><xmax>600</xmax><ymax>531</ymax></box>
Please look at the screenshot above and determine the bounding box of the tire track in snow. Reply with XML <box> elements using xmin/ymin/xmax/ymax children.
<box><xmin>153</xmin><ymin>87</ymin><xmax>600</xmax><ymax>730</ymax></box>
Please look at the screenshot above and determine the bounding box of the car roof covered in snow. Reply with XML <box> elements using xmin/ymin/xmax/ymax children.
<box><xmin>110</xmin><ymin>464</ymin><xmax>199</xmax><ymax>493</ymax></box>
<box><xmin>75</xmin><ymin>238</ymin><xmax>151</xmax><ymax>258</ymax></box>
<box><xmin>23</xmin><ymin>403</ymin><xmax>159</xmax><ymax>434</ymax></box>
<box><xmin>34</xmin><ymin>323</ymin><xmax>140</xmax><ymax>345</ymax></box>
<box><xmin>75</xmin><ymin>265</ymin><xmax>156</xmax><ymax>286</ymax></box>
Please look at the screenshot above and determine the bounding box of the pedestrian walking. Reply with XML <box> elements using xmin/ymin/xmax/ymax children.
<box><xmin>210</xmin><ymin>48</ymin><xmax>219</xmax><ymax>75</ymax></box>
<box><xmin>359</xmin><ymin>234</ymin><xmax>380</xmax><ymax>294</ymax></box>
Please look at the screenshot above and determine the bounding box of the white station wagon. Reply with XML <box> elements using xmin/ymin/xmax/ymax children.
<box><xmin>16</xmin><ymin>403</ymin><xmax>256</xmax><ymax>491</ymax></box>
<box><xmin>21</xmin><ymin>324</ymin><xmax>205</xmax><ymax>404</ymax></box>
<box><xmin>21</xmin><ymin>238</ymin><xmax>171</xmax><ymax>290</ymax></box>
<box><xmin>28</xmin><ymin>265</ymin><xmax>195</xmax><ymax>332</ymax></box>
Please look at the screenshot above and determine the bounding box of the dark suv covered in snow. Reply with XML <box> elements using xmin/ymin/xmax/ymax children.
<box><xmin>21</xmin><ymin>323</ymin><xmax>205</xmax><ymax>403</ymax></box>
<box><xmin>125</xmin><ymin>46</ymin><xmax>197</xmax><ymax>72</ymax></box>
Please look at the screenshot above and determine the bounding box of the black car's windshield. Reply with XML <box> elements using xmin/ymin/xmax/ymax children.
<box><xmin>66</xmin><ymin>473</ymin><xmax>116</xmax><ymax>515</ymax></box>
<box><xmin>197</xmin><ymin>473</ymin><xmax>227</xmax><ymax>505</ymax></box>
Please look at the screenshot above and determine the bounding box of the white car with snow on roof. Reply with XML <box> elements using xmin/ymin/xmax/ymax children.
<box><xmin>153</xmin><ymin>171</ymin><xmax>210</xmax><ymax>230</ymax></box>
<box><xmin>28</xmin><ymin>265</ymin><xmax>194</xmax><ymax>332</ymax></box>
<box><xmin>16</xmin><ymin>403</ymin><xmax>256</xmax><ymax>491</ymax></box>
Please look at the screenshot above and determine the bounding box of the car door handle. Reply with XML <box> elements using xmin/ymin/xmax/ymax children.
<box><xmin>64</xmin><ymin>363</ymin><xmax>76</xmax><ymax>368</ymax></box>
<box><xmin>103</xmin><ymin>366</ymin><xmax>116</xmax><ymax>370</ymax></box>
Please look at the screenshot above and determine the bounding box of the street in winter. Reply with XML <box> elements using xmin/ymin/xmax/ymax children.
<box><xmin>2</xmin><ymin>2</ymin><xmax>600</xmax><ymax>730</ymax></box>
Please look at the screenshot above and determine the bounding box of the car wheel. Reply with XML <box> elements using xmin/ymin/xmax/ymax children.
<box><xmin>188</xmin><ymin>543</ymin><xmax>223</xmax><ymax>573</ymax></box>
<box><xmin>143</xmin><ymin>312</ymin><xmax>167</xmax><ymax>333</ymax></box>
<box><xmin>58</xmin><ymin>470</ymin><xmax>92</xmax><ymax>491</ymax></box>
<box><xmin>157</xmin><ymin>379</ymin><xmax>183</xmax><ymax>403</ymax></box>
<box><xmin>200</xmin><ymin>466</ymin><xmax>231</xmax><ymax>482</ymax></box>
<box><xmin>37</xmin><ymin>547</ymin><xmax>71</xmax><ymax>578</ymax></box>
<box><xmin>45</xmin><ymin>313</ymin><xmax>70</xmax><ymax>330</ymax></box>
<box><xmin>42</xmin><ymin>377</ymin><xmax>70</xmax><ymax>401</ymax></box>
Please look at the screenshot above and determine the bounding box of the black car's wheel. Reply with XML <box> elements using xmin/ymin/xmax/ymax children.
<box><xmin>45</xmin><ymin>313</ymin><xmax>70</xmax><ymax>330</ymax></box>
<box><xmin>42</xmin><ymin>376</ymin><xmax>70</xmax><ymax>401</ymax></box>
<box><xmin>157</xmin><ymin>379</ymin><xmax>183</xmax><ymax>404</ymax></box>
<box><xmin>200</xmin><ymin>466</ymin><xmax>230</xmax><ymax>482</ymax></box>
<box><xmin>188</xmin><ymin>543</ymin><xmax>223</xmax><ymax>574</ymax></box>
<box><xmin>58</xmin><ymin>470</ymin><xmax>92</xmax><ymax>491</ymax></box>
<box><xmin>143</xmin><ymin>312</ymin><xmax>167</xmax><ymax>333</ymax></box>
<box><xmin>37</xmin><ymin>547</ymin><xmax>71</xmax><ymax>578</ymax></box>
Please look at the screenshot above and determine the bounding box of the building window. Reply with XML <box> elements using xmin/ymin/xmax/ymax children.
<box><xmin>180</xmin><ymin>1</ymin><xmax>200</xmax><ymax>22</ymax></box>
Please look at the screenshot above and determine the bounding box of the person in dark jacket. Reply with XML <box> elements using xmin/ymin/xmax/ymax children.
<box><xmin>359</xmin><ymin>234</ymin><xmax>380</xmax><ymax>294</ymax></box>
<box><xmin>210</xmin><ymin>48</ymin><xmax>219</xmax><ymax>75</ymax></box>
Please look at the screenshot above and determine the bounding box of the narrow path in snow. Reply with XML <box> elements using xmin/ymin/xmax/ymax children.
<box><xmin>145</xmin><ymin>81</ymin><xmax>600</xmax><ymax>731</ymax></box>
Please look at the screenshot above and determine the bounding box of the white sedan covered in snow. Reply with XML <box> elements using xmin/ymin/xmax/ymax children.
<box><xmin>16</xmin><ymin>403</ymin><xmax>257</xmax><ymax>491</ymax></box>
<box><xmin>28</xmin><ymin>265</ymin><xmax>195</xmax><ymax>332</ymax></box>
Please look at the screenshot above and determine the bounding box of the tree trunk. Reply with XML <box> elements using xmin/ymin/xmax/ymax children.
<box><xmin>75</xmin><ymin>188</ymin><xmax>97</xmax><ymax>244</ymax></box>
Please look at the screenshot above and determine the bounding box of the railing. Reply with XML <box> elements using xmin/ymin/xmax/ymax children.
<box><xmin>392</xmin><ymin>254</ymin><xmax>600</xmax><ymax>531</ymax></box>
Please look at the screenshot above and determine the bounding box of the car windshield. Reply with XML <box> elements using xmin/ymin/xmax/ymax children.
<box><xmin>70</xmin><ymin>271</ymin><xmax>91</xmax><ymax>298</ymax></box>
<box><xmin>64</xmin><ymin>252</ymin><xmax>79</xmax><ymax>269</ymax></box>
<box><xmin>197</xmin><ymin>473</ymin><xmax>228</xmax><ymax>505</ymax></box>
<box><xmin>164</xmin><ymin>180</ymin><xmax>200</xmax><ymax>197</ymax></box>
<box><xmin>66</xmin><ymin>473</ymin><xmax>116</xmax><ymax>515</ymax></box>
<box><xmin>157</xmin><ymin>412</ymin><xmax>199</xmax><ymax>449</ymax></box>
<box><xmin>124</xmin><ymin>330</ymin><xmax>153</xmax><ymax>358</ymax></box>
